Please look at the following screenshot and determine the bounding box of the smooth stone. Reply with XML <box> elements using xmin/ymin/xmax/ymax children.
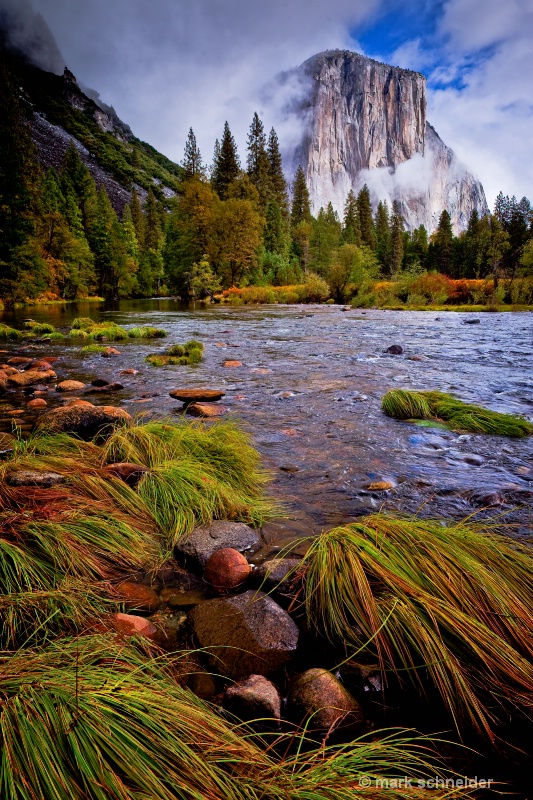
<box><xmin>102</xmin><ymin>347</ymin><xmax>121</xmax><ymax>356</ymax></box>
<box><xmin>8</xmin><ymin>369</ymin><xmax>56</xmax><ymax>387</ymax></box>
<box><xmin>186</xmin><ymin>402</ymin><xmax>228</xmax><ymax>418</ymax></box>
<box><xmin>56</xmin><ymin>380</ymin><xmax>86</xmax><ymax>392</ymax></box>
<box><xmin>111</xmin><ymin>612</ymin><xmax>158</xmax><ymax>642</ymax></box>
<box><xmin>204</xmin><ymin>548</ymin><xmax>252</xmax><ymax>591</ymax></box>
<box><xmin>85</xmin><ymin>382</ymin><xmax>124</xmax><ymax>393</ymax></box>
<box><xmin>364</xmin><ymin>480</ymin><xmax>395</xmax><ymax>491</ymax></box>
<box><xmin>384</xmin><ymin>345</ymin><xmax>403</xmax><ymax>355</ymax></box>
<box><xmin>254</xmin><ymin>558</ymin><xmax>302</xmax><ymax>593</ymax></box>
<box><xmin>116</xmin><ymin>581</ymin><xmax>161</xmax><ymax>612</ymax></box>
<box><xmin>223</xmin><ymin>360</ymin><xmax>243</xmax><ymax>367</ymax></box>
<box><xmin>6</xmin><ymin>469</ymin><xmax>65</xmax><ymax>487</ymax></box>
<box><xmin>7</xmin><ymin>356</ymin><xmax>32</xmax><ymax>366</ymax></box>
<box><xmin>91</xmin><ymin>378</ymin><xmax>110</xmax><ymax>387</ymax></box>
<box><xmin>34</xmin><ymin>404</ymin><xmax>131</xmax><ymax>440</ymax></box>
<box><xmin>189</xmin><ymin>590</ymin><xmax>299</xmax><ymax>679</ymax></box>
<box><xmin>120</xmin><ymin>369</ymin><xmax>138</xmax><ymax>375</ymax></box>
<box><xmin>289</xmin><ymin>668</ymin><xmax>365</xmax><ymax>731</ymax></box>
<box><xmin>463</xmin><ymin>318</ymin><xmax>481</xmax><ymax>324</ymax></box>
<box><xmin>176</xmin><ymin>520</ymin><xmax>260</xmax><ymax>568</ymax></box>
<box><xmin>223</xmin><ymin>674</ymin><xmax>281</xmax><ymax>721</ymax></box>
<box><xmin>29</xmin><ymin>359</ymin><xmax>54</xmax><ymax>370</ymax></box>
<box><xmin>0</xmin><ymin>432</ymin><xmax>16</xmax><ymax>457</ymax></box>
<box><xmin>103</xmin><ymin>462</ymin><xmax>149</xmax><ymax>487</ymax></box>
<box><xmin>27</xmin><ymin>398</ymin><xmax>48</xmax><ymax>409</ymax></box>
<box><xmin>169</xmin><ymin>388</ymin><xmax>226</xmax><ymax>403</ymax></box>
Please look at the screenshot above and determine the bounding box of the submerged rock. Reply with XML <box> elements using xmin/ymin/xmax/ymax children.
<box><xmin>254</xmin><ymin>558</ymin><xmax>303</xmax><ymax>593</ymax></box>
<box><xmin>116</xmin><ymin>581</ymin><xmax>161</xmax><ymax>612</ymax></box>
<box><xmin>289</xmin><ymin>668</ymin><xmax>365</xmax><ymax>731</ymax></box>
<box><xmin>111</xmin><ymin>612</ymin><xmax>158</xmax><ymax>642</ymax></box>
<box><xmin>176</xmin><ymin>520</ymin><xmax>260</xmax><ymax>567</ymax></box>
<box><xmin>223</xmin><ymin>360</ymin><xmax>243</xmax><ymax>368</ymax></box>
<box><xmin>186</xmin><ymin>402</ymin><xmax>228</xmax><ymax>418</ymax></box>
<box><xmin>204</xmin><ymin>548</ymin><xmax>252</xmax><ymax>591</ymax></box>
<box><xmin>223</xmin><ymin>674</ymin><xmax>281</xmax><ymax>721</ymax></box>
<box><xmin>56</xmin><ymin>380</ymin><xmax>86</xmax><ymax>392</ymax></box>
<box><xmin>189</xmin><ymin>590</ymin><xmax>299</xmax><ymax>679</ymax></box>
<box><xmin>384</xmin><ymin>345</ymin><xmax>403</xmax><ymax>355</ymax></box>
<box><xmin>27</xmin><ymin>398</ymin><xmax>47</xmax><ymax>409</ymax></box>
<box><xmin>34</xmin><ymin>404</ymin><xmax>131</xmax><ymax>440</ymax></box>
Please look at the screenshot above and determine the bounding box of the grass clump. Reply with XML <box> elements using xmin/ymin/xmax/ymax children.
<box><xmin>69</xmin><ymin>317</ymin><xmax>129</xmax><ymax>341</ymax></box>
<box><xmin>81</xmin><ymin>343</ymin><xmax>108</xmax><ymax>353</ymax></box>
<box><xmin>68</xmin><ymin>327</ymin><xmax>89</xmax><ymax>339</ymax></box>
<box><xmin>128</xmin><ymin>325</ymin><xmax>167</xmax><ymax>338</ymax></box>
<box><xmin>0</xmin><ymin>323</ymin><xmax>24</xmax><ymax>340</ymax></box>
<box><xmin>23</xmin><ymin>320</ymin><xmax>56</xmax><ymax>334</ymax></box>
<box><xmin>302</xmin><ymin>513</ymin><xmax>533</xmax><ymax>740</ymax></box>
<box><xmin>146</xmin><ymin>339</ymin><xmax>204</xmax><ymax>366</ymax></box>
<box><xmin>382</xmin><ymin>388</ymin><xmax>533</xmax><ymax>436</ymax></box>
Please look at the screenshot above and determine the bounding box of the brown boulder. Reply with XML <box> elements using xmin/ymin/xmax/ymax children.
<box><xmin>169</xmin><ymin>388</ymin><xmax>226</xmax><ymax>403</ymax></box>
<box><xmin>120</xmin><ymin>369</ymin><xmax>138</xmax><ymax>375</ymax></box>
<box><xmin>27</xmin><ymin>398</ymin><xmax>48</xmax><ymax>409</ymax></box>
<box><xmin>111</xmin><ymin>612</ymin><xmax>158</xmax><ymax>642</ymax></box>
<box><xmin>223</xmin><ymin>360</ymin><xmax>243</xmax><ymax>368</ymax></box>
<box><xmin>223</xmin><ymin>674</ymin><xmax>281</xmax><ymax>721</ymax></box>
<box><xmin>365</xmin><ymin>481</ymin><xmax>395</xmax><ymax>491</ymax></box>
<box><xmin>33</xmin><ymin>403</ymin><xmax>131</xmax><ymax>440</ymax></box>
<box><xmin>7</xmin><ymin>356</ymin><xmax>32</xmax><ymax>367</ymax></box>
<box><xmin>204</xmin><ymin>548</ymin><xmax>251</xmax><ymax>591</ymax></box>
<box><xmin>85</xmin><ymin>382</ymin><xmax>124</xmax><ymax>394</ymax></box>
<box><xmin>254</xmin><ymin>558</ymin><xmax>303</xmax><ymax>593</ymax></box>
<box><xmin>102</xmin><ymin>347</ymin><xmax>121</xmax><ymax>357</ymax></box>
<box><xmin>189</xmin><ymin>590</ymin><xmax>299</xmax><ymax>679</ymax></box>
<box><xmin>8</xmin><ymin>369</ymin><xmax>56</xmax><ymax>388</ymax></box>
<box><xmin>116</xmin><ymin>581</ymin><xmax>161</xmax><ymax>612</ymax></box>
<box><xmin>56</xmin><ymin>380</ymin><xmax>86</xmax><ymax>392</ymax></box>
<box><xmin>103</xmin><ymin>462</ymin><xmax>149</xmax><ymax>487</ymax></box>
<box><xmin>186</xmin><ymin>402</ymin><xmax>228</xmax><ymax>418</ymax></box>
<box><xmin>289</xmin><ymin>669</ymin><xmax>365</xmax><ymax>731</ymax></box>
<box><xmin>176</xmin><ymin>520</ymin><xmax>260</xmax><ymax>567</ymax></box>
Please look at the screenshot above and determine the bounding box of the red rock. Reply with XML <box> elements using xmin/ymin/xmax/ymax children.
<box><xmin>8</xmin><ymin>369</ymin><xmax>56</xmax><ymax>387</ymax></box>
<box><xmin>120</xmin><ymin>369</ymin><xmax>138</xmax><ymax>375</ymax></box>
<box><xmin>102</xmin><ymin>347</ymin><xmax>121</xmax><ymax>357</ymax></box>
<box><xmin>7</xmin><ymin>357</ymin><xmax>32</xmax><ymax>367</ymax></box>
<box><xmin>30</xmin><ymin>360</ymin><xmax>54</xmax><ymax>370</ymax></box>
<box><xmin>186</xmin><ymin>402</ymin><xmax>228</xmax><ymax>418</ymax></box>
<box><xmin>111</xmin><ymin>612</ymin><xmax>158</xmax><ymax>641</ymax></box>
<box><xmin>223</xmin><ymin>360</ymin><xmax>242</xmax><ymax>367</ymax></box>
<box><xmin>169</xmin><ymin>388</ymin><xmax>226</xmax><ymax>403</ymax></box>
<box><xmin>365</xmin><ymin>481</ymin><xmax>395</xmax><ymax>491</ymax></box>
<box><xmin>27</xmin><ymin>398</ymin><xmax>47</xmax><ymax>409</ymax></box>
<box><xmin>204</xmin><ymin>548</ymin><xmax>251</xmax><ymax>591</ymax></box>
<box><xmin>281</xmin><ymin>428</ymin><xmax>299</xmax><ymax>437</ymax></box>
<box><xmin>56</xmin><ymin>380</ymin><xmax>86</xmax><ymax>392</ymax></box>
<box><xmin>7</xmin><ymin>409</ymin><xmax>24</xmax><ymax>417</ymax></box>
<box><xmin>116</xmin><ymin>581</ymin><xmax>161</xmax><ymax>612</ymax></box>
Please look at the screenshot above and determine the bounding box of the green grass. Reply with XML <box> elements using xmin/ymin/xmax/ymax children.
<box><xmin>68</xmin><ymin>328</ymin><xmax>89</xmax><ymax>339</ymax></box>
<box><xmin>302</xmin><ymin>514</ymin><xmax>533</xmax><ymax>741</ymax></box>
<box><xmin>0</xmin><ymin>323</ymin><xmax>24</xmax><ymax>340</ymax></box>
<box><xmin>127</xmin><ymin>326</ymin><xmax>167</xmax><ymax>339</ymax></box>
<box><xmin>382</xmin><ymin>389</ymin><xmax>533</xmax><ymax>436</ymax></box>
<box><xmin>69</xmin><ymin>317</ymin><xmax>129</xmax><ymax>341</ymax></box>
<box><xmin>81</xmin><ymin>344</ymin><xmax>108</xmax><ymax>353</ymax></box>
<box><xmin>42</xmin><ymin>331</ymin><xmax>65</xmax><ymax>339</ymax></box>
<box><xmin>146</xmin><ymin>340</ymin><xmax>204</xmax><ymax>367</ymax></box>
<box><xmin>23</xmin><ymin>320</ymin><xmax>56</xmax><ymax>334</ymax></box>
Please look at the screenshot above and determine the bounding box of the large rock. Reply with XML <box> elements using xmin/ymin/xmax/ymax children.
<box><xmin>56</xmin><ymin>380</ymin><xmax>86</xmax><ymax>392</ymax></box>
<box><xmin>33</xmin><ymin>404</ymin><xmax>131</xmax><ymax>440</ymax></box>
<box><xmin>186</xmin><ymin>402</ymin><xmax>228</xmax><ymax>418</ymax></box>
<box><xmin>102</xmin><ymin>462</ymin><xmax>149</xmax><ymax>487</ymax></box>
<box><xmin>189</xmin><ymin>590</ymin><xmax>299</xmax><ymax>679</ymax></box>
<box><xmin>169</xmin><ymin>388</ymin><xmax>226</xmax><ymax>403</ymax></box>
<box><xmin>289</xmin><ymin>668</ymin><xmax>365</xmax><ymax>731</ymax></box>
<box><xmin>111</xmin><ymin>612</ymin><xmax>158</xmax><ymax>642</ymax></box>
<box><xmin>204</xmin><ymin>548</ymin><xmax>252</xmax><ymax>591</ymax></box>
<box><xmin>115</xmin><ymin>581</ymin><xmax>161</xmax><ymax>612</ymax></box>
<box><xmin>223</xmin><ymin>674</ymin><xmax>281</xmax><ymax>721</ymax></box>
<box><xmin>8</xmin><ymin>369</ymin><xmax>56</xmax><ymax>387</ymax></box>
<box><xmin>176</xmin><ymin>520</ymin><xmax>260</xmax><ymax>567</ymax></box>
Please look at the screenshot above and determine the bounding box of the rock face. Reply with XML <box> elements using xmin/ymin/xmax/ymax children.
<box><xmin>282</xmin><ymin>50</ymin><xmax>488</xmax><ymax>233</ymax></box>
<box><xmin>189</xmin><ymin>590</ymin><xmax>299</xmax><ymax>679</ymax></box>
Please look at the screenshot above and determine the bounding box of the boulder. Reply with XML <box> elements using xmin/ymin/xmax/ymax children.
<box><xmin>102</xmin><ymin>347</ymin><xmax>121</xmax><ymax>356</ymax></box>
<box><xmin>6</xmin><ymin>470</ymin><xmax>65</xmax><ymax>488</ymax></box>
<box><xmin>289</xmin><ymin>668</ymin><xmax>365</xmax><ymax>731</ymax></box>
<box><xmin>56</xmin><ymin>380</ymin><xmax>86</xmax><ymax>392</ymax></box>
<box><xmin>29</xmin><ymin>360</ymin><xmax>54</xmax><ymax>370</ymax></box>
<box><xmin>186</xmin><ymin>402</ymin><xmax>228</xmax><ymax>418</ymax></box>
<box><xmin>463</xmin><ymin>318</ymin><xmax>480</xmax><ymax>324</ymax></box>
<box><xmin>254</xmin><ymin>558</ymin><xmax>303</xmax><ymax>593</ymax></box>
<box><xmin>8</xmin><ymin>369</ymin><xmax>56</xmax><ymax>388</ymax></box>
<box><xmin>102</xmin><ymin>462</ymin><xmax>149</xmax><ymax>487</ymax></box>
<box><xmin>27</xmin><ymin>398</ymin><xmax>48</xmax><ymax>409</ymax></box>
<box><xmin>0</xmin><ymin>432</ymin><xmax>16</xmax><ymax>458</ymax></box>
<box><xmin>33</xmin><ymin>404</ymin><xmax>131</xmax><ymax>440</ymax></box>
<box><xmin>85</xmin><ymin>382</ymin><xmax>124</xmax><ymax>394</ymax></box>
<box><xmin>111</xmin><ymin>612</ymin><xmax>158</xmax><ymax>642</ymax></box>
<box><xmin>7</xmin><ymin>356</ymin><xmax>32</xmax><ymax>367</ymax></box>
<box><xmin>176</xmin><ymin>520</ymin><xmax>260</xmax><ymax>567</ymax></box>
<box><xmin>204</xmin><ymin>548</ymin><xmax>252</xmax><ymax>591</ymax></box>
<box><xmin>223</xmin><ymin>360</ymin><xmax>243</xmax><ymax>368</ymax></box>
<box><xmin>169</xmin><ymin>388</ymin><xmax>226</xmax><ymax>403</ymax></box>
<box><xmin>189</xmin><ymin>590</ymin><xmax>299</xmax><ymax>679</ymax></box>
<box><xmin>223</xmin><ymin>674</ymin><xmax>281</xmax><ymax>721</ymax></box>
<box><xmin>0</xmin><ymin>371</ymin><xmax>7</xmax><ymax>392</ymax></box>
<box><xmin>384</xmin><ymin>345</ymin><xmax>403</xmax><ymax>355</ymax></box>
<box><xmin>120</xmin><ymin>369</ymin><xmax>138</xmax><ymax>375</ymax></box>
<box><xmin>116</xmin><ymin>581</ymin><xmax>161</xmax><ymax>612</ymax></box>
<box><xmin>91</xmin><ymin>379</ymin><xmax>110</xmax><ymax>387</ymax></box>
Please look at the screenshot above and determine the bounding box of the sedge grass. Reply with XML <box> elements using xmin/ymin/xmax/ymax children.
<box><xmin>81</xmin><ymin>344</ymin><xmax>108</xmax><ymax>353</ymax></box>
<box><xmin>302</xmin><ymin>514</ymin><xmax>533</xmax><ymax>740</ymax></box>
<box><xmin>146</xmin><ymin>340</ymin><xmax>204</xmax><ymax>366</ymax></box>
<box><xmin>23</xmin><ymin>320</ymin><xmax>56</xmax><ymax>334</ymax></box>
<box><xmin>0</xmin><ymin>323</ymin><xmax>24</xmax><ymax>340</ymax></box>
<box><xmin>382</xmin><ymin>389</ymin><xmax>533</xmax><ymax>436</ymax></box>
<box><xmin>127</xmin><ymin>326</ymin><xmax>167</xmax><ymax>338</ymax></box>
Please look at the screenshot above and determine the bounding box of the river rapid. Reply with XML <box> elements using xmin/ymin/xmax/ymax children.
<box><xmin>2</xmin><ymin>300</ymin><xmax>532</xmax><ymax>552</ymax></box>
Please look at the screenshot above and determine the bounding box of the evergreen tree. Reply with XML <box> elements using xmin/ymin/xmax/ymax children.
<box><xmin>389</xmin><ymin>201</ymin><xmax>405</xmax><ymax>276</ymax></box>
<box><xmin>210</xmin><ymin>139</ymin><xmax>221</xmax><ymax>180</ymax></box>
<box><xmin>356</xmin><ymin>185</ymin><xmax>376</xmax><ymax>250</ymax></box>
<box><xmin>342</xmin><ymin>190</ymin><xmax>361</xmax><ymax>246</ymax></box>
<box><xmin>310</xmin><ymin>203</ymin><xmax>342</xmax><ymax>276</ymax></box>
<box><xmin>264</xmin><ymin>200</ymin><xmax>289</xmax><ymax>259</ymax></box>
<box><xmin>211</xmin><ymin>122</ymin><xmax>240</xmax><ymax>200</ymax></box>
<box><xmin>431</xmin><ymin>210</ymin><xmax>454</xmax><ymax>275</ymax></box>
<box><xmin>404</xmin><ymin>225</ymin><xmax>429</xmax><ymax>271</ymax></box>
<box><xmin>246</xmin><ymin>113</ymin><xmax>271</xmax><ymax>211</ymax></box>
<box><xmin>374</xmin><ymin>201</ymin><xmax>391</xmax><ymax>271</ymax></box>
<box><xmin>144</xmin><ymin>189</ymin><xmax>162</xmax><ymax>252</ymax></box>
<box><xmin>60</xmin><ymin>143</ymin><xmax>96</xmax><ymax>234</ymax></box>
<box><xmin>129</xmin><ymin>187</ymin><xmax>145</xmax><ymax>249</ymax></box>
<box><xmin>290</xmin><ymin>166</ymin><xmax>311</xmax><ymax>227</ymax></box>
<box><xmin>267</xmin><ymin>128</ymin><xmax>288</xmax><ymax>211</ymax></box>
<box><xmin>181</xmin><ymin>128</ymin><xmax>203</xmax><ymax>179</ymax></box>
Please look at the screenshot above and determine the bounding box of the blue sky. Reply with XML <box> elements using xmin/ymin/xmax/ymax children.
<box><xmin>14</xmin><ymin>0</ymin><xmax>533</xmax><ymax>207</ymax></box>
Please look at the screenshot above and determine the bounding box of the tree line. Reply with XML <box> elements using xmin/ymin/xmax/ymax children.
<box><xmin>1</xmin><ymin>43</ymin><xmax>532</xmax><ymax>307</ymax></box>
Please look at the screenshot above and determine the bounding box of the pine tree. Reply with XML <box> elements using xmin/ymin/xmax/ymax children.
<box><xmin>211</xmin><ymin>122</ymin><xmax>240</xmax><ymax>200</ymax></box>
<box><xmin>390</xmin><ymin>200</ymin><xmax>405</xmax><ymax>276</ymax></box>
<box><xmin>129</xmin><ymin>187</ymin><xmax>145</xmax><ymax>249</ymax></box>
<box><xmin>144</xmin><ymin>189</ymin><xmax>162</xmax><ymax>252</ymax></box>
<box><xmin>432</xmin><ymin>209</ymin><xmax>454</xmax><ymax>275</ymax></box>
<box><xmin>357</xmin><ymin>185</ymin><xmax>376</xmax><ymax>250</ymax></box>
<box><xmin>181</xmin><ymin>127</ymin><xmax>203</xmax><ymax>179</ymax></box>
<box><xmin>267</xmin><ymin>128</ymin><xmax>288</xmax><ymax>211</ymax></box>
<box><xmin>210</xmin><ymin>139</ymin><xmax>221</xmax><ymax>181</ymax></box>
<box><xmin>342</xmin><ymin>190</ymin><xmax>361</xmax><ymax>245</ymax></box>
<box><xmin>246</xmin><ymin>113</ymin><xmax>271</xmax><ymax>212</ymax></box>
<box><xmin>264</xmin><ymin>200</ymin><xmax>289</xmax><ymax>259</ymax></box>
<box><xmin>290</xmin><ymin>166</ymin><xmax>311</xmax><ymax>228</ymax></box>
<box><xmin>374</xmin><ymin>201</ymin><xmax>391</xmax><ymax>271</ymax></box>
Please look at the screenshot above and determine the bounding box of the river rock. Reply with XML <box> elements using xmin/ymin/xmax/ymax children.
<box><xmin>56</xmin><ymin>380</ymin><xmax>86</xmax><ymax>392</ymax></box>
<box><xmin>8</xmin><ymin>369</ymin><xmax>56</xmax><ymax>387</ymax></box>
<box><xmin>7</xmin><ymin>356</ymin><xmax>33</xmax><ymax>367</ymax></box>
<box><xmin>0</xmin><ymin>371</ymin><xmax>7</xmax><ymax>392</ymax></box>
<box><xmin>33</xmin><ymin>404</ymin><xmax>131</xmax><ymax>440</ymax></box>
<box><xmin>254</xmin><ymin>558</ymin><xmax>303</xmax><ymax>593</ymax></box>
<box><xmin>169</xmin><ymin>388</ymin><xmax>226</xmax><ymax>403</ymax></box>
<box><xmin>463</xmin><ymin>318</ymin><xmax>480</xmax><ymax>324</ymax></box>
<box><xmin>204</xmin><ymin>548</ymin><xmax>252</xmax><ymax>591</ymax></box>
<box><xmin>103</xmin><ymin>462</ymin><xmax>149</xmax><ymax>487</ymax></box>
<box><xmin>120</xmin><ymin>369</ymin><xmax>138</xmax><ymax>375</ymax></box>
<box><xmin>189</xmin><ymin>590</ymin><xmax>299</xmax><ymax>679</ymax></box>
<box><xmin>116</xmin><ymin>581</ymin><xmax>161</xmax><ymax>612</ymax></box>
<box><xmin>27</xmin><ymin>398</ymin><xmax>48</xmax><ymax>409</ymax></box>
<box><xmin>365</xmin><ymin>480</ymin><xmax>395</xmax><ymax>491</ymax></box>
<box><xmin>30</xmin><ymin>359</ymin><xmax>54</xmax><ymax>370</ymax></box>
<box><xmin>223</xmin><ymin>674</ymin><xmax>281</xmax><ymax>721</ymax></box>
<box><xmin>384</xmin><ymin>345</ymin><xmax>403</xmax><ymax>355</ymax></box>
<box><xmin>1</xmin><ymin>366</ymin><xmax>19</xmax><ymax>376</ymax></box>
<box><xmin>111</xmin><ymin>612</ymin><xmax>158</xmax><ymax>642</ymax></box>
<box><xmin>223</xmin><ymin>360</ymin><xmax>243</xmax><ymax>367</ymax></box>
<box><xmin>91</xmin><ymin>378</ymin><xmax>110</xmax><ymax>387</ymax></box>
<box><xmin>0</xmin><ymin>432</ymin><xmax>16</xmax><ymax>458</ymax></box>
<box><xmin>6</xmin><ymin>469</ymin><xmax>65</xmax><ymax>487</ymax></box>
<box><xmin>186</xmin><ymin>402</ymin><xmax>228</xmax><ymax>418</ymax></box>
<box><xmin>176</xmin><ymin>520</ymin><xmax>260</xmax><ymax>567</ymax></box>
<box><xmin>102</xmin><ymin>347</ymin><xmax>121</xmax><ymax>357</ymax></box>
<box><xmin>85</xmin><ymin>382</ymin><xmax>124</xmax><ymax>394</ymax></box>
<box><xmin>289</xmin><ymin>668</ymin><xmax>365</xmax><ymax>731</ymax></box>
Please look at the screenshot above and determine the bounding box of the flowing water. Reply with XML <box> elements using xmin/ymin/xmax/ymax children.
<box><xmin>2</xmin><ymin>300</ymin><xmax>532</xmax><ymax>551</ymax></box>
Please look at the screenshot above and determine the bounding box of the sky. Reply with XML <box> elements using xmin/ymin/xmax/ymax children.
<box><xmin>3</xmin><ymin>0</ymin><xmax>533</xmax><ymax>208</ymax></box>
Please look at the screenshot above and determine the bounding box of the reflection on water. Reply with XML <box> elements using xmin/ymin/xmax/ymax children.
<box><xmin>2</xmin><ymin>300</ymin><xmax>532</xmax><ymax>547</ymax></box>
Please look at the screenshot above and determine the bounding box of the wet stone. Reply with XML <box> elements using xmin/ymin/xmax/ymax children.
<box><xmin>111</xmin><ymin>612</ymin><xmax>158</xmax><ymax>642</ymax></box>
<box><xmin>8</xmin><ymin>369</ymin><xmax>56</xmax><ymax>387</ymax></box>
<box><xmin>56</xmin><ymin>380</ymin><xmax>86</xmax><ymax>392</ymax></box>
<box><xmin>254</xmin><ymin>558</ymin><xmax>303</xmax><ymax>593</ymax></box>
<box><xmin>116</xmin><ymin>581</ymin><xmax>161</xmax><ymax>613</ymax></box>
<box><xmin>0</xmin><ymin>432</ymin><xmax>16</xmax><ymax>458</ymax></box>
<box><xmin>384</xmin><ymin>345</ymin><xmax>403</xmax><ymax>355</ymax></box>
<box><xmin>34</xmin><ymin>404</ymin><xmax>131</xmax><ymax>441</ymax></box>
<box><xmin>176</xmin><ymin>520</ymin><xmax>261</xmax><ymax>568</ymax></box>
<box><xmin>204</xmin><ymin>548</ymin><xmax>252</xmax><ymax>591</ymax></box>
<box><xmin>169</xmin><ymin>388</ymin><xmax>226</xmax><ymax>403</ymax></box>
<box><xmin>223</xmin><ymin>674</ymin><xmax>281</xmax><ymax>721</ymax></box>
<box><xmin>289</xmin><ymin>668</ymin><xmax>365</xmax><ymax>732</ymax></box>
<box><xmin>186</xmin><ymin>402</ymin><xmax>227</xmax><ymax>418</ymax></box>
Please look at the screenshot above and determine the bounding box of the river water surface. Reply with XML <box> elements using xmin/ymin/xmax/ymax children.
<box><xmin>2</xmin><ymin>301</ymin><xmax>532</xmax><ymax>551</ymax></box>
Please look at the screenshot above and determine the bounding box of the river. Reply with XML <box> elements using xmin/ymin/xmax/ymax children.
<box><xmin>2</xmin><ymin>300</ymin><xmax>532</xmax><ymax>551</ymax></box>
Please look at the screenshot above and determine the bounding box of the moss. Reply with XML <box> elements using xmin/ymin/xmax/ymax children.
<box><xmin>81</xmin><ymin>344</ymin><xmax>107</xmax><ymax>353</ymax></box>
<box><xmin>23</xmin><ymin>321</ymin><xmax>56</xmax><ymax>334</ymax></box>
<box><xmin>0</xmin><ymin>324</ymin><xmax>24</xmax><ymax>340</ymax></box>
<box><xmin>146</xmin><ymin>340</ymin><xmax>204</xmax><ymax>367</ymax></box>
<box><xmin>128</xmin><ymin>326</ymin><xmax>167</xmax><ymax>339</ymax></box>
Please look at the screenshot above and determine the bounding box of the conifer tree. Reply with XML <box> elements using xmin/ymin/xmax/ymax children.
<box><xmin>210</xmin><ymin>139</ymin><xmax>221</xmax><ymax>180</ymax></box>
<box><xmin>290</xmin><ymin>166</ymin><xmax>311</xmax><ymax>228</ymax></box>
<box><xmin>431</xmin><ymin>209</ymin><xmax>454</xmax><ymax>275</ymax></box>
<box><xmin>129</xmin><ymin>187</ymin><xmax>145</xmax><ymax>249</ymax></box>
<box><xmin>246</xmin><ymin>113</ymin><xmax>271</xmax><ymax>212</ymax></box>
<box><xmin>342</xmin><ymin>190</ymin><xmax>361</xmax><ymax>246</ymax></box>
<box><xmin>267</xmin><ymin>128</ymin><xmax>288</xmax><ymax>210</ymax></box>
<box><xmin>357</xmin><ymin>184</ymin><xmax>376</xmax><ymax>250</ymax></box>
<box><xmin>374</xmin><ymin>200</ymin><xmax>391</xmax><ymax>270</ymax></box>
<box><xmin>144</xmin><ymin>189</ymin><xmax>162</xmax><ymax>252</ymax></box>
<box><xmin>211</xmin><ymin>122</ymin><xmax>240</xmax><ymax>200</ymax></box>
<box><xmin>390</xmin><ymin>200</ymin><xmax>405</xmax><ymax>276</ymax></box>
<box><xmin>181</xmin><ymin>127</ymin><xmax>203</xmax><ymax>179</ymax></box>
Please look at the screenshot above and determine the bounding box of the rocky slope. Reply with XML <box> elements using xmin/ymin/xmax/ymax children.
<box><xmin>281</xmin><ymin>50</ymin><xmax>488</xmax><ymax>232</ymax></box>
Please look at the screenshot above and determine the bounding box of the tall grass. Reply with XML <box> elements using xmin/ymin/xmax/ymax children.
<box><xmin>146</xmin><ymin>340</ymin><xmax>204</xmax><ymax>366</ymax></box>
<box><xmin>128</xmin><ymin>326</ymin><xmax>167</xmax><ymax>338</ymax></box>
<box><xmin>302</xmin><ymin>514</ymin><xmax>533</xmax><ymax>740</ymax></box>
<box><xmin>382</xmin><ymin>389</ymin><xmax>533</xmax><ymax>436</ymax></box>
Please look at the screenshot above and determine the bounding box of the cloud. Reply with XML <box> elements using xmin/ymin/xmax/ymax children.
<box><xmin>0</xmin><ymin>0</ymin><xmax>64</xmax><ymax>73</ymax></box>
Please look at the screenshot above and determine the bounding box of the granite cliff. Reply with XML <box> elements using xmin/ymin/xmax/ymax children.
<box><xmin>281</xmin><ymin>51</ymin><xmax>488</xmax><ymax>232</ymax></box>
